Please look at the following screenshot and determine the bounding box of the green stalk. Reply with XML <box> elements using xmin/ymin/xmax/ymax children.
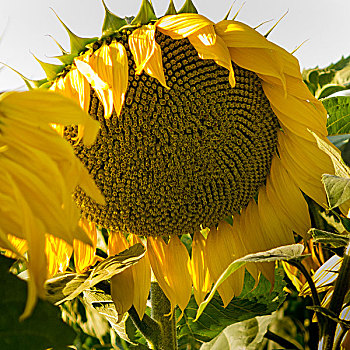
<box><xmin>322</xmin><ymin>244</ymin><xmax>350</xmax><ymax>350</ymax></box>
<box><xmin>150</xmin><ymin>282</ymin><xmax>177</xmax><ymax>350</ymax></box>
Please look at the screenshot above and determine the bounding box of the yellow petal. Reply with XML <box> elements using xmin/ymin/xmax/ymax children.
<box><xmin>75</xmin><ymin>52</ymin><xmax>109</xmax><ymax>90</ymax></box>
<box><xmin>73</xmin><ymin>219</ymin><xmax>97</xmax><ymax>273</ymax></box>
<box><xmin>108</xmin><ymin>231</ymin><xmax>134</xmax><ymax>321</ymax></box>
<box><xmin>277</xmin><ymin>130</ymin><xmax>333</xmax><ymax>207</ymax></box>
<box><xmin>129</xmin><ymin>234</ymin><xmax>151</xmax><ymax>320</ymax></box>
<box><xmin>75</xmin><ymin>53</ymin><xmax>114</xmax><ymax>119</ymax></box>
<box><xmin>190</xmin><ymin>231</ymin><xmax>212</xmax><ymax>306</ymax></box>
<box><xmin>266</xmin><ymin>157</ymin><xmax>311</xmax><ymax>237</ymax></box>
<box><xmin>262</xmin><ymin>81</ymin><xmax>327</xmax><ymax>136</ymax></box>
<box><xmin>0</xmin><ymin>90</ymin><xmax>100</xmax><ymax>146</ymax></box>
<box><xmin>257</xmin><ymin>185</ymin><xmax>295</xmax><ymax>247</ymax></box>
<box><xmin>205</xmin><ymin>222</ymin><xmax>244</xmax><ymax>307</ymax></box>
<box><xmin>188</xmin><ymin>26</ymin><xmax>235</xmax><ymax>87</ymax></box>
<box><xmin>110</xmin><ymin>41</ymin><xmax>129</xmax><ymax>116</ymax></box>
<box><xmin>156</xmin><ymin>14</ymin><xmax>214</xmax><ymax>40</ymax></box>
<box><xmin>111</xmin><ymin>270</ymin><xmax>134</xmax><ymax>322</ymax></box>
<box><xmin>69</xmin><ymin>67</ymin><xmax>91</xmax><ymax>113</ymax></box>
<box><xmin>46</xmin><ymin>234</ymin><xmax>73</xmax><ymax>278</ymax></box>
<box><xmin>128</xmin><ymin>25</ymin><xmax>168</xmax><ymax>88</ymax></box>
<box><xmin>147</xmin><ymin>237</ymin><xmax>176</xmax><ymax>310</ymax></box>
<box><xmin>2</xmin><ymin>234</ymin><xmax>27</xmax><ymax>259</ymax></box>
<box><xmin>108</xmin><ymin>230</ymin><xmax>129</xmax><ymax>255</ymax></box>
<box><xmin>228</xmin><ymin>47</ymin><xmax>284</xmax><ymax>91</ymax></box>
<box><xmin>165</xmin><ymin>236</ymin><xmax>192</xmax><ymax>313</ymax></box>
<box><xmin>148</xmin><ymin>236</ymin><xmax>192</xmax><ymax>313</ymax></box>
<box><xmin>239</xmin><ymin>201</ymin><xmax>275</xmax><ymax>284</ymax></box>
<box><xmin>10</xmin><ymin>175</ymin><xmax>47</xmax><ymax>319</ymax></box>
<box><xmin>215</xmin><ymin>20</ymin><xmax>275</xmax><ymax>49</ymax></box>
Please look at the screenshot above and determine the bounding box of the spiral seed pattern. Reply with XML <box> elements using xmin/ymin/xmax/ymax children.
<box><xmin>65</xmin><ymin>30</ymin><xmax>279</xmax><ymax>236</ymax></box>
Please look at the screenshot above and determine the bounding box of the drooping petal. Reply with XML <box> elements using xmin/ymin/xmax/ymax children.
<box><xmin>148</xmin><ymin>236</ymin><xmax>191</xmax><ymax>313</ymax></box>
<box><xmin>266</xmin><ymin>157</ymin><xmax>311</xmax><ymax>237</ymax></box>
<box><xmin>69</xmin><ymin>67</ymin><xmax>91</xmax><ymax>113</ymax></box>
<box><xmin>262</xmin><ymin>81</ymin><xmax>327</xmax><ymax>136</ymax></box>
<box><xmin>228</xmin><ymin>47</ymin><xmax>284</xmax><ymax>91</ymax></box>
<box><xmin>109</xmin><ymin>231</ymin><xmax>134</xmax><ymax>321</ymax></box>
<box><xmin>0</xmin><ymin>90</ymin><xmax>100</xmax><ymax>146</ymax></box>
<box><xmin>109</xmin><ymin>41</ymin><xmax>129</xmax><ymax>116</ymax></box>
<box><xmin>147</xmin><ymin>237</ymin><xmax>176</xmax><ymax>308</ymax></box>
<box><xmin>128</xmin><ymin>25</ymin><xmax>168</xmax><ymax>88</ymax></box>
<box><xmin>46</xmin><ymin>234</ymin><xmax>73</xmax><ymax>277</ymax></box>
<box><xmin>215</xmin><ymin>20</ymin><xmax>278</xmax><ymax>49</ymax></box>
<box><xmin>205</xmin><ymin>222</ymin><xmax>245</xmax><ymax>307</ymax></box>
<box><xmin>73</xmin><ymin>219</ymin><xmax>97</xmax><ymax>273</ymax></box>
<box><xmin>277</xmin><ymin>129</ymin><xmax>333</xmax><ymax>207</ymax></box>
<box><xmin>188</xmin><ymin>26</ymin><xmax>235</xmax><ymax>87</ymax></box>
<box><xmin>75</xmin><ymin>52</ymin><xmax>114</xmax><ymax>119</ymax></box>
<box><xmin>129</xmin><ymin>234</ymin><xmax>151</xmax><ymax>320</ymax></box>
<box><xmin>239</xmin><ymin>200</ymin><xmax>275</xmax><ymax>284</ymax></box>
<box><xmin>257</xmin><ymin>185</ymin><xmax>295</xmax><ymax>247</ymax></box>
<box><xmin>90</xmin><ymin>42</ymin><xmax>129</xmax><ymax>117</ymax></box>
<box><xmin>190</xmin><ymin>231</ymin><xmax>212</xmax><ymax>306</ymax></box>
<box><xmin>165</xmin><ymin>236</ymin><xmax>192</xmax><ymax>313</ymax></box>
<box><xmin>156</xmin><ymin>13</ymin><xmax>214</xmax><ymax>39</ymax></box>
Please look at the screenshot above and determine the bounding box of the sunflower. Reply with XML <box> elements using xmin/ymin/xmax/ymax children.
<box><xmin>41</xmin><ymin>0</ymin><xmax>337</xmax><ymax>320</ymax></box>
<box><xmin>0</xmin><ymin>90</ymin><xmax>104</xmax><ymax>318</ymax></box>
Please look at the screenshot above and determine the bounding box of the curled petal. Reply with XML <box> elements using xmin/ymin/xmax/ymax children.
<box><xmin>156</xmin><ymin>14</ymin><xmax>214</xmax><ymax>39</ymax></box>
<box><xmin>189</xmin><ymin>27</ymin><xmax>235</xmax><ymax>87</ymax></box>
<box><xmin>129</xmin><ymin>25</ymin><xmax>168</xmax><ymax>88</ymax></box>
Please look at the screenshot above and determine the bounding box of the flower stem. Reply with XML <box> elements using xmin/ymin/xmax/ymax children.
<box><xmin>287</xmin><ymin>259</ymin><xmax>325</xmax><ymax>338</ymax></box>
<box><xmin>322</xmin><ymin>245</ymin><xmax>350</xmax><ymax>350</ymax></box>
<box><xmin>151</xmin><ymin>281</ymin><xmax>177</xmax><ymax>350</ymax></box>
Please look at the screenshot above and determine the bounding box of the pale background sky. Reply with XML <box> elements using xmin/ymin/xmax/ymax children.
<box><xmin>0</xmin><ymin>0</ymin><xmax>348</xmax><ymax>91</ymax></box>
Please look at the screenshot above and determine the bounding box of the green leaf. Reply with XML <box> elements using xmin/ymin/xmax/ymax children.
<box><xmin>200</xmin><ymin>313</ymin><xmax>276</xmax><ymax>350</ymax></box>
<box><xmin>328</xmin><ymin>134</ymin><xmax>350</xmax><ymax>150</ymax></box>
<box><xmin>178</xmin><ymin>0</ymin><xmax>198</xmax><ymax>14</ymax></box>
<box><xmin>164</xmin><ymin>0</ymin><xmax>177</xmax><ymax>15</ymax></box>
<box><xmin>83</xmin><ymin>288</ymin><xmax>135</xmax><ymax>344</ymax></box>
<box><xmin>310</xmin><ymin>228</ymin><xmax>350</xmax><ymax>248</ymax></box>
<box><xmin>53</xmin><ymin>10</ymin><xmax>98</xmax><ymax>54</ymax></box>
<box><xmin>195</xmin><ymin>244</ymin><xmax>303</xmax><ymax>321</ymax></box>
<box><xmin>32</xmin><ymin>55</ymin><xmax>65</xmax><ymax>80</ymax></box>
<box><xmin>324</xmin><ymin>96</ymin><xmax>350</xmax><ymax>135</ymax></box>
<box><xmin>311</xmin><ymin>130</ymin><xmax>350</xmax><ymax>178</ymax></box>
<box><xmin>131</xmin><ymin>0</ymin><xmax>157</xmax><ymax>25</ymax></box>
<box><xmin>51</xmin><ymin>243</ymin><xmax>145</xmax><ymax>304</ymax></box>
<box><xmin>177</xmin><ymin>268</ymin><xmax>286</xmax><ymax>347</ymax></box>
<box><xmin>318</xmin><ymin>84</ymin><xmax>347</xmax><ymax>99</ymax></box>
<box><xmin>322</xmin><ymin>174</ymin><xmax>350</xmax><ymax>209</ymax></box>
<box><xmin>102</xmin><ymin>0</ymin><xmax>127</xmax><ymax>36</ymax></box>
<box><xmin>0</xmin><ymin>255</ymin><xmax>76</xmax><ymax>350</ymax></box>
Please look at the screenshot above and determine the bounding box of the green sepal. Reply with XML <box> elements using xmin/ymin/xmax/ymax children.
<box><xmin>131</xmin><ymin>0</ymin><xmax>157</xmax><ymax>25</ymax></box>
<box><xmin>165</xmin><ymin>0</ymin><xmax>177</xmax><ymax>15</ymax></box>
<box><xmin>32</xmin><ymin>55</ymin><xmax>65</xmax><ymax>81</ymax></box>
<box><xmin>38</xmin><ymin>81</ymin><xmax>54</xmax><ymax>90</ymax></box>
<box><xmin>54</xmin><ymin>52</ymin><xmax>77</xmax><ymax>65</ymax></box>
<box><xmin>102</xmin><ymin>0</ymin><xmax>127</xmax><ymax>36</ymax></box>
<box><xmin>46</xmin><ymin>34</ymin><xmax>68</xmax><ymax>54</ymax></box>
<box><xmin>53</xmin><ymin>10</ymin><xmax>98</xmax><ymax>54</ymax></box>
<box><xmin>0</xmin><ymin>62</ymin><xmax>48</xmax><ymax>90</ymax></box>
<box><xmin>178</xmin><ymin>0</ymin><xmax>198</xmax><ymax>14</ymax></box>
<box><xmin>223</xmin><ymin>2</ymin><xmax>235</xmax><ymax>20</ymax></box>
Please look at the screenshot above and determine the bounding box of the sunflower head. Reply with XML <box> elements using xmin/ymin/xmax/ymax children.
<box><xmin>32</xmin><ymin>0</ymin><xmax>339</xmax><ymax>319</ymax></box>
<box><xmin>44</xmin><ymin>0</ymin><xmax>286</xmax><ymax>237</ymax></box>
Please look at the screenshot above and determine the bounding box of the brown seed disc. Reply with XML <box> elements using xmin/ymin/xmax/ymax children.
<box><xmin>65</xmin><ymin>30</ymin><xmax>279</xmax><ymax>236</ymax></box>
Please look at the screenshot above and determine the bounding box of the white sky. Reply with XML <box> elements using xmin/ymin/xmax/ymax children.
<box><xmin>0</xmin><ymin>0</ymin><xmax>349</xmax><ymax>91</ymax></box>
